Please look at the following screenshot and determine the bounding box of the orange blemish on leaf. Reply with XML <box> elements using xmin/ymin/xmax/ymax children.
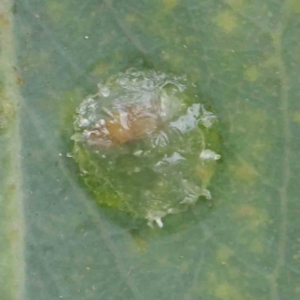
<box><xmin>16</xmin><ymin>75</ymin><xmax>24</xmax><ymax>85</ymax></box>
<box><xmin>87</xmin><ymin>104</ymin><xmax>162</xmax><ymax>147</ymax></box>
<box><xmin>0</xmin><ymin>14</ymin><xmax>10</xmax><ymax>27</ymax></box>
<box><xmin>230</xmin><ymin>161</ymin><xmax>258</xmax><ymax>183</ymax></box>
<box><xmin>237</xmin><ymin>204</ymin><xmax>257</xmax><ymax>217</ymax></box>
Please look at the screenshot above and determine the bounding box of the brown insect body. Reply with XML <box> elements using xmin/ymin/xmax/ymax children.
<box><xmin>87</xmin><ymin>103</ymin><xmax>162</xmax><ymax>147</ymax></box>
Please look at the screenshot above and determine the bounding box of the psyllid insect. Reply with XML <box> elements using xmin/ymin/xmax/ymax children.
<box><xmin>71</xmin><ymin>68</ymin><xmax>220</xmax><ymax>227</ymax></box>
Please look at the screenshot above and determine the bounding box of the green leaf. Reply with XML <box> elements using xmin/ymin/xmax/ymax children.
<box><xmin>1</xmin><ymin>0</ymin><xmax>300</xmax><ymax>299</ymax></box>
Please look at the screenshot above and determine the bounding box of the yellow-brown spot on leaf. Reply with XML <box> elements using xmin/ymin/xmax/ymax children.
<box><xmin>230</xmin><ymin>161</ymin><xmax>258</xmax><ymax>183</ymax></box>
<box><xmin>215</xmin><ymin>11</ymin><xmax>237</xmax><ymax>33</ymax></box>
<box><xmin>113</xmin><ymin>50</ymin><xmax>122</xmax><ymax>62</ymax></box>
<box><xmin>16</xmin><ymin>75</ymin><xmax>24</xmax><ymax>85</ymax></box>
<box><xmin>130</xmin><ymin>229</ymin><xmax>148</xmax><ymax>254</ymax></box>
<box><xmin>244</xmin><ymin>65</ymin><xmax>258</xmax><ymax>82</ymax></box>
<box><xmin>47</xmin><ymin>2</ymin><xmax>66</xmax><ymax>23</ymax></box>
<box><xmin>227</xmin><ymin>0</ymin><xmax>244</xmax><ymax>9</ymax></box>
<box><xmin>125</xmin><ymin>13</ymin><xmax>139</xmax><ymax>23</ymax></box>
<box><xmin>215</xmin><ymin>282</ymin><xmax>243</xmax><ymax>300</ymax></box>
<box><xmin>248</xmin><ymin>109</ymin><xmax>267</xmax><ymax>124</ymax></box>
<box><xmin>249</xmin><ymin>139</ymin><xmax>272</xmax><ymax>162</ymax></box>
<box><xmin>237</xmin><ymin>204</ymin><xmax>257</xmax><ymax>217</ymax></box>
<box><xmin>178</xmin><ymin>261</ymin><xmax>190</xmax><ymax>273</ymax></box>
<box><xmin>288</xmin><ymin>0</ymin><xmax>300</xmax><ymax>13</ymax></box>
<box><xmin>292</xmin><ymin>111</ymin><xmax>300</xmax><ymax>123</ymax></box>
<box><xmin>91</xmin><ymin>62</ymin><xmax>109</xmax><ymax>77</ymax></box>
<box><xmin>0</xmin><ymin>13</ymin><xmax>10</xmax><ymax>28</ymax></box>
<box><xmin>249</xmin><ymin>239</ymin><xmax>264</xmax><ymax>253</ymax></box>
<box><xmin>261</xmin><ymin>53</ymin><xmax>279</xmax><ymax>68</ymax></box>
<box><xmin>216</xmin><ymin>246</ymin><xmax>234</xmax><ymax>264</ymax></box>
<box><xmin>162</xmin><ymin>0</ymin><xmax>178</xmax><ymax>9</ymax></box>
<box><xmin>0</xmin><ymin>101</ymin><xmax>15</xmax><ymax>133</ymax></box>
<box><xmin>207</xmin><ymin>271</ymin><xmax>218</xmax><ymax>285</ymax></box>
<box><xmin>9</xmin><ymin>229</ymin><xmax>20</xmax><ymax>245</ymax></box>
<box><xmin>158</xmin><ymin>255</ymin><xmax>169</xmax><ymax>266</ymax></box>
<box><xmin>195</xmin><ymin>164</ymin><xmax>215</xmax><ymax>186</ymax></box>
<box><xmin>185</xmin><ymin>35</ymin><xmax>199</xmax><ymax>46</ymax></box>
<box><xmin>7</xmin><ymin>183</ymin><xmax>16</xmax><ymax>194</ymax></box>
<box><xmin>239</xmin><ymin>207</ymin><xmax>269</xmax><ymax>231</ymax></box>
<box><xmin>162</xmin><ymin>50</ymin><xmax>185</xmax><ymax>68</ymax></box>
<box><xmin>134</xmin><ymin>239</ymin><xmax>148</xmax><ymax>253</ymax></box>
<box><xmin>249</xmin><ymin>210</ymin><xmax>269</xmax><ymax>230</ymax></box>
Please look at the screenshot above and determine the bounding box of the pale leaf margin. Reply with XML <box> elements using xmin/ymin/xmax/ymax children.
<box><xmin>0</xmin><ymin>0</ymin><xmax>25</xmax><ymax>299</ymax></box>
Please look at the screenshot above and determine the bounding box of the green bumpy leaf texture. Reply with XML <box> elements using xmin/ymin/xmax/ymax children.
<box><xmin>8</xmin><ymin>0</ymin><xmax>300</xmax><ymax>299</ymax></box>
